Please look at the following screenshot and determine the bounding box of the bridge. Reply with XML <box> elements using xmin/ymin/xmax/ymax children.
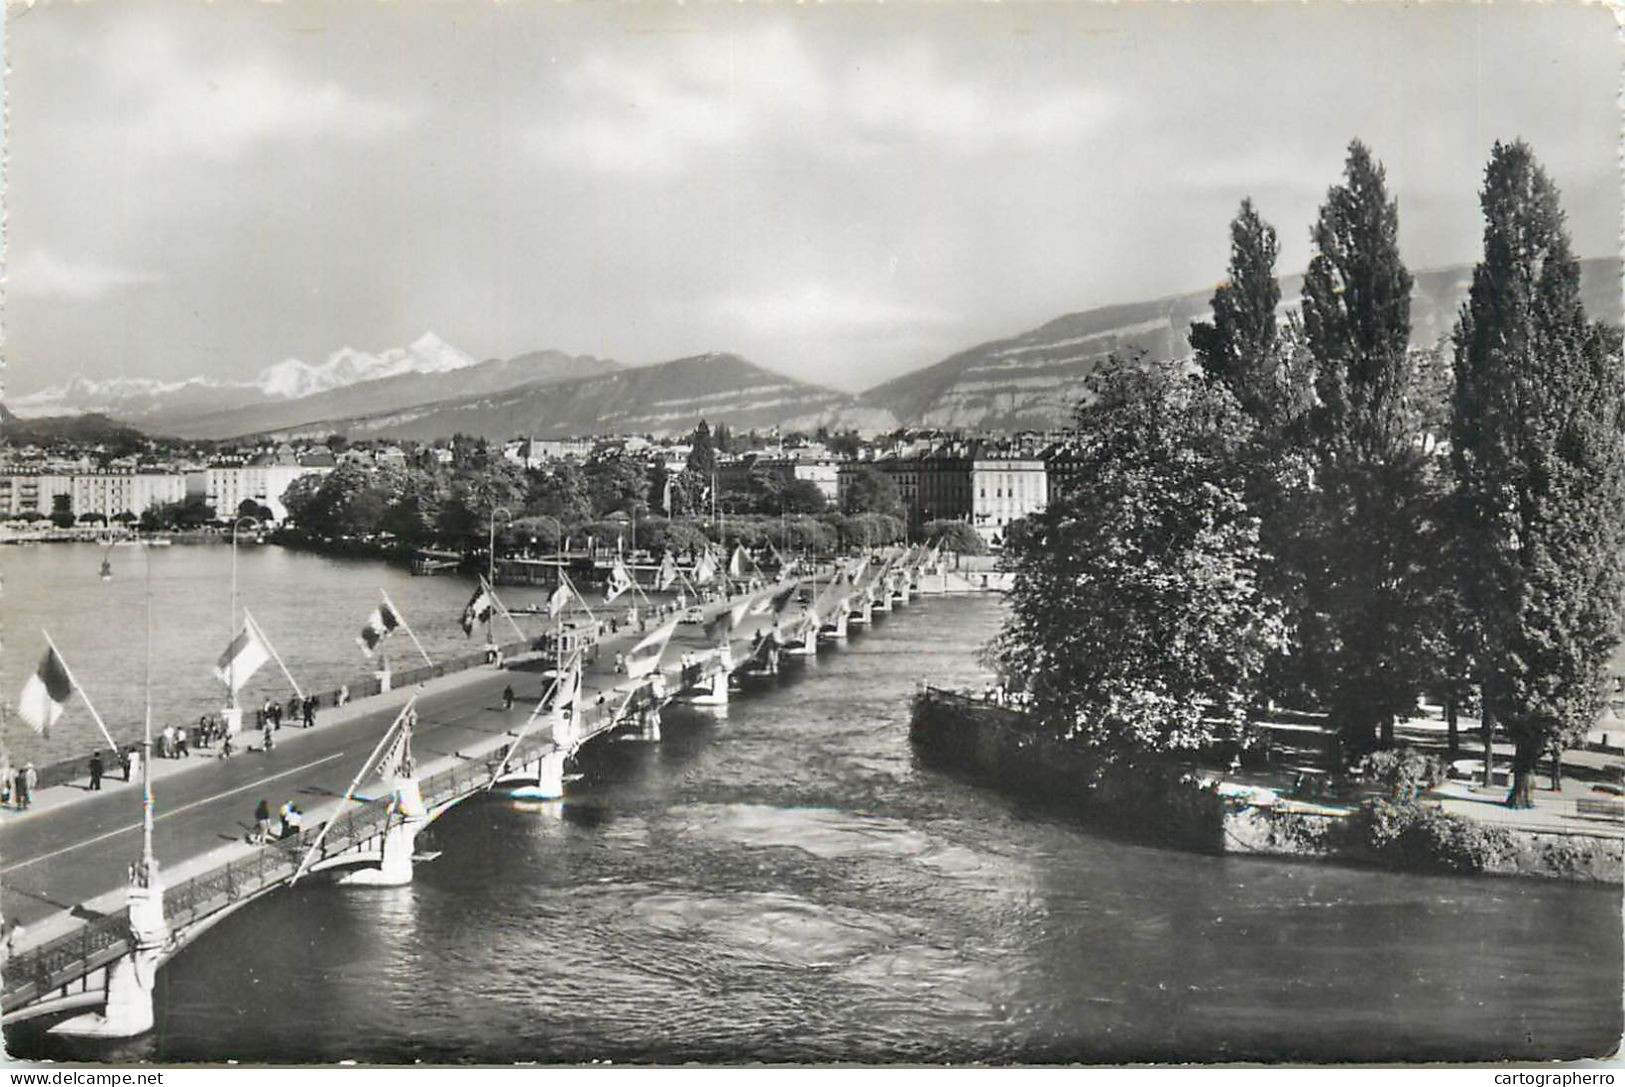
<box><xmin>0</xmin><ymin>547</ymin><xmax>991</xmax><ymax>1038</ymax></box>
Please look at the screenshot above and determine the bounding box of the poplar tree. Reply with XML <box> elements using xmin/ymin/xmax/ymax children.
<box><xmin>1189</xmin><ymin>198</ymin><xmax>1282</xmax><ymax>424</ymax></box>
<box><xmin>1450</xmin><ymin>140</ymin><xmax>1625</xmax><ymax>807</ymax></box>
<box><xmin>1299</xmin><ymin>141</ymin><xmax>1440</xmax><ymax>750</ymax></box>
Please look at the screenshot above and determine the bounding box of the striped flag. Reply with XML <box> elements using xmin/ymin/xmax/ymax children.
<box><xmin>357</xmin><ymin>602</ymin><xmax>401</xmax><ymax>657</ymax></box>
<box><xmin>460</xmin><ymin>585</ymin><xmax>494</xmax><ymax>636</ymax></box>
<box><xmin>604</xmin><ymin>559</ymin><xmax>634</xmax><ymax>603</ymax></box>
<box><xmin>17</xmin><ymin>645</ymin><xmax>72</xmax><ymax>735</ymax></box>
<box><xmin>546</xmin><ymin>581</ymin><xmax>572</xmax><ymax>619</ymax></box>
<box><xmin>752</xmin><ymin>583</ymin><xmax>797</xmax><ymax>617</ymax></box>
<box><xmin>625</xmin><ymin>617</ymin><xmax>680</xmax><ymax>680</ymax></box>
<box><xmin>376</xmin><ymin>716</ymin><xmax>413</xmax><ymax>781</ymax></box>
<box><xmin>214</xmin><ymin>624</ymin><xmax>271</xmax><ymax>692</ymax></box>
<box><xmin>655</xmin><ymin>553</ymin><xmax>678</xmax><ymax>591</ymax></box>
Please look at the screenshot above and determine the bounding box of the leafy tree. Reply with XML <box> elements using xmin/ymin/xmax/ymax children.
<box><xmin>381</xmin><ymin>469</ymin><xmax>448</xmax><ymax>545</ymax></box>
<box><xmin>49</xmin><ymin>493</ymin><xmax>74</xmax><ymax>528</ymax></box>
<box><xmin>987</xmin><ymin>358</ymin><xmax>1287</xmax><ymax>766</ymax></box>
<box><xmin>922</xmin><ymin>520</ymin><xmax>988</xmax><ymax>557</ymax></box>
<box><xmin>236</xmin><ymin>499</ymin><xmax>274</xmax><ymax>522</ymax></box>
<box><xmin>525</xmin><ymin>462</ymin><xmax>593</xmax><ymax>524</ymax></box>
<box><xmin>777</xmin><ymin>478</ymin><xmax>827</xmax><ymax>515</ymax></box>
<box><xmin>584</xmin><ymin>453</ymin><xmax>650</xmax><ymax>518</ymax></box>
<box><xmin>1450</xmin><ymin>140</ymin><xmax>1625</xmax><ymax>807</ymax></box>
<box><xmin>77</xmin><ymin>511</ymin><xmax>107</xmax><ymax>526</ymax></box>
<box><xmin>1298</xmin><ymin>140</ymin><xmax>1439</xmax><ymax>751</ymax></box>
<box><xmin>841</xmin><ymin>464</ymin><xmax>905</xmax><ymax>518</ymax></box>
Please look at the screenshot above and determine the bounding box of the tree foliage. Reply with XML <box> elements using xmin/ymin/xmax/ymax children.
<box><xmin>988</xmin><ymin>357</ymin><xmax>1287</xmax><ymax>765</ymax></box>
<box><xmin>922</xmin><ymin>520</ymin><xmax>988</xmax><ymax>556</ymax></box>
<box><xmin>1450</xmin><ymin>140</ymin><xmax>1625</xmax><ymax>806</ymax></box>
<box><xmin>841</xmin><ymin>464</ymin><xmax>905</xmax><ymax>518</ymax></box>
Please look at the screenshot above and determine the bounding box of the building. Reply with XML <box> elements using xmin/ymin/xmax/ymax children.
<box><xmin>195</xmin><ymin>462</ymin><xmax>332</xmax><ymax>522</ymax></box>
<box><xmin>0</xmin><ymin>472</ymin><xmax>187</xmax><ymax>521</ymax></box>
<box><xmin>70</xmin><ymin>472</ymin><xmax>187</xmax><ymax>520</ymax></box>
<box><xmin>842</xmin><ymin>448</ymin><xmax>1046</xmax><ymax>544</ymax></box>
<box><xmin>504</xmin><ymin>437</ymin><xmax>594</xmax><ymax>468</ymax></box>
<box><xmin>0</xmin><ymin>473</ymin><xmax>73</xmax><ymax>520</ymax></box>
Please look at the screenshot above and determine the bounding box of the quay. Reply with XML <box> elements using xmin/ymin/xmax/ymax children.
<box><xmin>0</xmin><ymin>546</ymin><xmax>991</xmax><ymax>1037</ymax></box>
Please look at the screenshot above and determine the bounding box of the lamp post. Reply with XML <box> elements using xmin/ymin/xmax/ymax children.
<box><xmin>488</xmin><ymin>506</ymin><xmax>513</xmax><ymax>649</ymax></box>
<box><xmin>99</xmin><ymin>543</ymin><xmax>159</xmax><ymax>895</ymax></box>
<box><xmin>224</xmin><ymin>516</ymin><xmax>260</xmax><ymax>735</ymax></box>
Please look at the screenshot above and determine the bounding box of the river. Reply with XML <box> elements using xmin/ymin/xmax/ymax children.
<box><xmin>3</xmin><ymin>545</ymin><xmax>1620</xmax><ymax>1063</ymax></box>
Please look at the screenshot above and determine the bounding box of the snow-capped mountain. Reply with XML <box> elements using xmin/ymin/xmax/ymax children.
<box><xmin>8</xmin><ymin>333</ymin><xmax>479</xmax><ymax>419</ymax></box>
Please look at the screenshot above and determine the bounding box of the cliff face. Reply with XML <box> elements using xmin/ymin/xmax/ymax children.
<box><xmin>264</xmin><ymin>352</ymin><xmax>900</xmax><ymax>441</ymax></box>
<box><xmin>863</xmin><ymin>258</ymin><xmax>1624</xmax><ymax>431</ymax></box>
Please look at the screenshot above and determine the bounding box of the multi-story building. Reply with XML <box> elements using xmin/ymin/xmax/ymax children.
<box><xmin>717</xmin><ymin>455</ymin><xmax>842</xmax><ymax>504</ymax></box>
<box><xmin>841</xmin><ymin>448</ymin><xmax>1047</xmax><ymax>544</ymax></box>
<box><xmin>194</xmin><ymin>461</ymin><xmax>332</xmax><ymax>522</ymax></box>
<box><xmin>0</xmin><ymin>473</ymin><xmax>73</xmax><ymax>520</ymax></box>
<box><xmin>504</xmin><ymin>437</ymin><xmax>595</xmax><ymax>468</ymax></box>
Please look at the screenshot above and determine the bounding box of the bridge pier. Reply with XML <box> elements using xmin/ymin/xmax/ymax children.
<box><xmin>338</xmin><ymin>778</ymin><xmax>426</xmax><ymax>886</ymax></box>
<box><xmin>820</xmin><ymin>608</ymin><xmax>850</xmax><ymax>642</ymax></box>
<box><xmin>50</xmin><ymin>865</ymin><xmax>169</xmax><ymax>1039</ymax></box>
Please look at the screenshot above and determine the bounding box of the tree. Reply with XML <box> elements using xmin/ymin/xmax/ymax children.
<box><xmin>778</xmin><ymin>479</ymin><xmax>827</xmax><ymax>515</ymax></box>
<box><xmin>841</xmin><ymin>465</ymin><xmax>904</xmax><ymax>518</ymax></box>
<box><xmin>922</xmin><ymin>520</ymin><xmax>987</xmax><ymax>558</ymax></box>
<box><xmin>236</xmin><ymin>499</ymin><xmax>274</xmax><ymax>522</ymax></box>
<box><xmin>687</xmin><ymin>420</ymin><xmax>717</xmax><ymax>481</ymax></box>
<box><xmin>1189</xmin><ymin>198</ymin><xmax>1283</xmax><ymax>423</ymax></box>
<box><xmin>49</xmin><ymin>493</ymin><xmax>74</xmax><ymax>528</ymax></box>
<box><xmin>584</xmin><ymin>453</ymin><xmax>650</xmax><ymax>518</ymax></box>
<box><xmin>987</xmin><ymin>358</ymin><xmax>1287</xmax><ymax>766</ymax></box>
<box><xmin>1450</xmin><ymin>140</ymin><xmax>1625</xmax><ymax>807</ymax></box>
<box><xmin>1298</xmin><ymin>140</ymin><xmax>1439</xmax><ymax>751</ymax></box>
<box><xmin>77</xmin><ymin>511</ymin><xmax>107</xmax><ymax>526</ymax></box>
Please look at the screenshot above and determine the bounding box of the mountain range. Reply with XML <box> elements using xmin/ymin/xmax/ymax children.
<box><xmin>4</xmin><ymin>258</ymin><xmax>1619</xmax><ymax>442</ymax></box>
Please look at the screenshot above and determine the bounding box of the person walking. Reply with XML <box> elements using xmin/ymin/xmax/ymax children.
<box><xmin>253</xmin><ymin>799</ymin><xmax>271</xmax><ymax>845</ymax></box>
<box><xmin>89</xmin><ymin>752</ymin><xmax>104</xmax><ymax>791</ymax></box>
<box><xmin>19</xmin><ymin>763</ymin><xmax>36</xmax><ymax>810</ymax></box>
<box><xmin>262</xmin><ymin>722</ymin><xmax>275</xmax><ymax>753</ymax></box>
<box><xmin>502</xmin><ymin>685</ymin><xmax>515</xmax><ymax>711</ymax></box>
<box><xmin>303</xmin><ymin>696</ymin><xmax>316</xmax><ymax>728</ymax></box>
<box><xmin>124</xmin><ymin>745</ymin><xmax>138</xmax><ymax>782</ymax></box>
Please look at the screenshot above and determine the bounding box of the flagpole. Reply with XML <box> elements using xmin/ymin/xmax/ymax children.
<box><xmin>486</xmin><ymin>649</ymin><xmax>578</xmax><ymax>790</ymax></box>
<box><xmin>40</xmin><ymin>631</ymin><xmax>119</xmax><ymax>752</ymax></box>
<box><xmin>482</xmin><ymin>574</ymin><xmax>529</xmax><ymax>644</ymax></box>
<box><xmin>291</xmin><ymin>695</ymin><xmax>416</xmax><ymax>885</ymax></box>
<box><xmin>244</xmin><ymin>609</ymin><xmax>304</xmax><ymax>700</ymax></box>
<box><xmin>561</xmin><ymin>570</ymin><xmax>598</xmax><ymax>625</ymax></box>
<box><xmin>380</xmin><ymin>589</ymin><xmax>434</xmax><ymax>669</ymax></box>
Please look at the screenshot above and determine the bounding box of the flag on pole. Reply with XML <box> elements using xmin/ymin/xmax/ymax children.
<box><xmin>17</xmin><ymin>645</ymin><xmax>72</xmax><ymax>735</ymax></box>
<box><xmin>460</xmin><ymin>585</ymin><xmax>494</xmax><ymax>636</ymax></box>
<box><xmin>625</xmin><ymin>617</ymin><xmax>680</xmax><ymax>679</ymax></box>
<box><xmin>727</xmin><ymin>545</ymin><xmax>746</xmax><ymax>579</ymax></box>
<box><xmin>214</xmin><ymin>624</ymin><xmax>272</xmax><ymax>692</ymax></box>
<box><xmin>604</xmin><ymin>559</ymin><xmax>634</xmax><ymax>603</ymax></box>
<box><xmin>546</xmin><ymin>580</ymin><xmax>572</xmax><ymax>619</ymax></box>
<box><xmin>693</xmin><ymin>550</ymin><xmax>717</xmax><ymax>585</ymax></box>
<box><xmin>752</xmin><ymin>583</ymin><xmax>797</xmax><ymax>617</ymax></box>
<box><xmin>704</xmin><ymin>594</ymin><xmax>753</xmax><ymax>644</ymax></box>
<box><xmin>655</xmin><ymin>552</ymin><xmax>678</xmax><ymax>591</ymax></box>
<box><xmin>376</xmin><ymin>715</ymin><xmax>413</xmax><ymax>781</ymax></box>
<box><xmin>357</xmin><ymin>602</ymin><xmax>401</xmax><ymax>657</ymax></box>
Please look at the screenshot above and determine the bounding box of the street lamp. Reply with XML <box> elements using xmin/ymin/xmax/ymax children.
<box><xmin>488</xmin><ymin>506</ymin><xmax>514</xmax><ymax>648</ymax></box>
<box><xmin>99</xmin><ymin>543</ymin><xmax>159</xmax><ymax>896</ymax></box>
<box><xmin>224</xmin><ymin>515</ymin><xmax>260</xmax><ymax>735</ymax></box>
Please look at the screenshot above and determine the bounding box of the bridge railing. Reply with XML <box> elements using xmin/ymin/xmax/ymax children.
<box><xmin>1</xmin><ymin>907</ymin><xmax>133</xmax><ymax>1013</ymax></box>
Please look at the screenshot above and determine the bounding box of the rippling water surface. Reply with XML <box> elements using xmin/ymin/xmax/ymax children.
<box><xmin>6</xmin><ymin>548</ymin><xmax>1620</xmax><ymax>1064</ymax></box>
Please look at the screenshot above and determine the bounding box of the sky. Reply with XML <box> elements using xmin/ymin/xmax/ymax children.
<box><xmin>2</xmin><ymin>1</ymin><xmax>1618</xmax><ymax>397</ymax></box>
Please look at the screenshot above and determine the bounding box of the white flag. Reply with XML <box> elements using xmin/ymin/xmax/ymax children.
<box><xmin>547</xmin><ymin>581</ymin><xmax>572</xmax><ymax>619</ymax></box>
<box><xmin>214</xmin><ymin>625</ymin><xmax>271</xmax><ymax>692</ymax></box>
<box><xmin>625</xmin><ymin>617</ymin><xmax>680</xmax><ymax>680</ymax></box>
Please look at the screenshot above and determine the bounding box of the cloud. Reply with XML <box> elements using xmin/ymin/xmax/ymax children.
<box><xmin>708</xmin><ymin>282</ymin><xmax>955</xmax><ymax>340</ymax></box>
<box><xmin>528</xmin><ymin>25</ymin><xmax>1117</xmax><ymax>175</ymax></box>
<box><xmin>6</xmin><ymin>251</ymin><xmax>164</xmax><ymax>301</ymax></box>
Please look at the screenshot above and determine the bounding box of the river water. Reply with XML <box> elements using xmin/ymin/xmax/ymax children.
<box><xmin>4</xmin><ymin>546</ymin><xmax>1620</xmax><ymax>1064</ymax></box>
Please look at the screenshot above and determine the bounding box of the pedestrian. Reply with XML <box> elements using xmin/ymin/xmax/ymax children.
<box><xmin>175</xmin><ymin>729</ymin><xmax>190</xmax><ymax>758</ymax></box>
<box><xmin>286</xmin><ymin>804</ymin><xmax>304</xmax><ymax>837</ymax></box>
<box><xmin>20</xmin><ymin>763</ymin><xmax>36</xmax><ymax>810</ymax></box>
<box><xmin>253</xmin><ymin>798</ymin><xmax>271</xmax><ymax>844</ymax></box>
<box><xmin>278</xmin><ymin>800</ymin><xmax>292</xmax><ymax>839</ymax></box>
<box><xmin>614</xmin><ymin>652</ymin><xmax>626</xmax><ymax>675</ymax></box>
<box><xmin>286</xmin><ymin>696</ymin><xmax>300</xmax><ymax>727</ymax></box>
<box><xmin>124</xmin><ymin>745</ymin><xmax>138</xmax><ymax>781</ymax></box>
<box><xmin>339</xmin><ymin>684</ymin><xmax>350</xmax><ymax>707</ymax></box>
<box><xmin>502</xmin><ymin>685</ymin><xmax>515</xmax><ymax>711</ymax></box>
<box><xmin>262</xmin><ymin>723</ymin><xmax>275</xmax><ymax>752</ymax></box>
<box><xmin>89</xmin><ymin>752</ymin><xmax>103</xmax><ymax>791</ymax></box>
<box><xmin>303</xmin><ymin>696</ymin><xmax>316</xmax><ymax>728</ymax></box>
<box><xmin>220</xmin><ymin>731</ymin><xmax>235</xmax><ymax>759</ymax></box>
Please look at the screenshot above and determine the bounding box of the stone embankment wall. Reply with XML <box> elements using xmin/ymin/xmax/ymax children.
<box><xmin>912</xmin><ymin>689</ymin><xmax>1623</xmax><ymax>883</ymax></box>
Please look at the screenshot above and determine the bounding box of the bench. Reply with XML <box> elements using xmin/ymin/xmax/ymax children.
<box><xmin>1575</xmin><ymin>796</ymin><xmax>1625</xmax><ymax>821</ymax></box>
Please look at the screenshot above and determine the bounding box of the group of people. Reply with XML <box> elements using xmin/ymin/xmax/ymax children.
<box><xmin>1</xmin><ymin>762</ymin><xmax>38</xmax><ymax>809</ymax></box>
<box><xmin>251</xmin><ymin>797</ymin><xmax>305</xmax><ymax>843</ymax></box>
<box><xmin>256</xmin><ymin>695</ymin><xmax>319</xmax><ymax>731</ymax></box>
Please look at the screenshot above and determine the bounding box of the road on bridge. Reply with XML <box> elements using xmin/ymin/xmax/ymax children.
<box><xmin>0</xmin><ymin>591</ymin><xmax>784</xmax><ymax>942</ymax></box>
